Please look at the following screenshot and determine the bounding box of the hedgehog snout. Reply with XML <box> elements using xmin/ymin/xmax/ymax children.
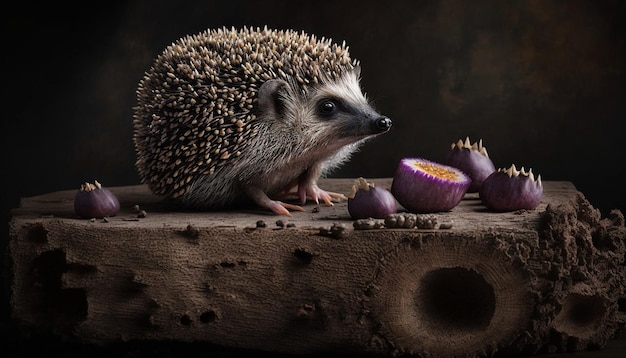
<box><xmin>374</xmin><ymin>117</ymin><xmax>391</xmax><ymax>132</ymax></box>
<box><xmin>374</xmin><ymin>116</ymin><xmax>392</xmax><ymax>132</ymax></box>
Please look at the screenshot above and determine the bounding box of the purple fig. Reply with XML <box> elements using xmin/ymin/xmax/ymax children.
<box><xmin>347</xmin><ymin>177</ymin><xmax>397</xmax><ymax>219</ymax></box>
<box><xmin>479</xmin><ymin>164</ymin><xmax>543</xmax><ymax>211</ymax></box>
<box><xmin>391</xmin><ymin>158</ymin><xmax>471</xmax><ymax>213</ymax></box>
<box><xmin>443</xmin><ymin>137</ymin><xmax>496</xmax><ymax>193</ymax></box>
<box><xmin>74</xmin><ymin>180</ymin><xmax>121</xmax><ymax>219</ymax></box>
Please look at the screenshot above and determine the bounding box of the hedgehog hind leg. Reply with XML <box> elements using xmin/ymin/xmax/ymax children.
<box><xmin>244</xmin><ymin>185</ymin><xmax>305</xmax><ymax>216</ymax></box>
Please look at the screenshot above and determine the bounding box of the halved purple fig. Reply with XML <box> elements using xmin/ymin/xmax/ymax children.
<box><xmin>347</xmin><ymin>177</ymin><xmax>397</xmax><ymax>219</ymax></box>
<box><xmin>443</xmin><ymin>136</ymin><xmax>496</xmax><ymax>193</ymax></box>
<box><xmin>391</xmin><ymin>158</ymin><xmax>471</xmax><ymax>213</ymax></box>
<box><xmin>74</xmin><ymin>180</ymin><xmax>121</xmax><ymax>219</ymax></box>
<box><xmin>479</xmin><ymin>164</ymin><xmax>543</xmax><ymax>211</ymax></box>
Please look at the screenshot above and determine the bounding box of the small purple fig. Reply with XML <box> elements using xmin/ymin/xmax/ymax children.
<box><xmin>443</xmin><ymin>136</ymin><xmax>496</xmax><ymax>193</ymax></box>
<box><xmin>391</xmin><ymin>158</ymin><xmax>471</xmax><ymax>213</ymax></box>
<box><xmin>479</xmin><ymin>164</ymin><xmax>543</xmax><ymax>211</ymax></box>
<box><xmin>347</xmin><ymin>177</ymin><xmax>397</xmax><ymax>219</ymax></box>
<box><xmin>74</xmin><ymin>180</ymin><xmax>121</xmax><ymax>219</ymax></box>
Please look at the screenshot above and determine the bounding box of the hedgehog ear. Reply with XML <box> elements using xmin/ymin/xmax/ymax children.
<box><xmin>258</xmin><ymin>79</ymin><xmax>288</xmax><ymax>119</ymax></box>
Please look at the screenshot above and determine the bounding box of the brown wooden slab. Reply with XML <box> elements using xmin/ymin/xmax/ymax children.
<box><xmin>7</xmin><ymin>179</ymin><xmax>626</xmax><ymax>357</ymax></box>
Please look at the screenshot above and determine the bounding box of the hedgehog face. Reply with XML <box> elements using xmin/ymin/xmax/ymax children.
<box><xmin>260</xmin><ymin>68</ymin><xmax>391</xmax><ymax>152</ymax></box>
<box><xmin>310</xmin><ymin>71</ymin><xmax>392</xmax><ymax>144</ymax></box>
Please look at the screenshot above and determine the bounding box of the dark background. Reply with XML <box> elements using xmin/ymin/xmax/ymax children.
<box><xmin>2</xmin><ymin>0</ymin><xmax>625</xmax><ymax>356</ymax></box>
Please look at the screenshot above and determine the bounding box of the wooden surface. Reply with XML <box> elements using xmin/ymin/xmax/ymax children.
<box><xmin>12</xmin><ymin>178</ymin><xmax>578</xmax><ymax>230</ymax></box>
<box><xmin>10</xmin><ymin>178</ymin><xmax>574</xmax><ymax>230</ymax></box>
<box><xmin>7</xmin><ymin>179</ymin><xmax>626</xmax><ymax>357</ymax></box>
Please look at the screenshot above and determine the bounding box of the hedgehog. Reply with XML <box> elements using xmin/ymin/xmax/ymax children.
<box><xmin>133</xmin><ymin>26</ymin><xmax>392</xmax><ymax>216</ymax></box>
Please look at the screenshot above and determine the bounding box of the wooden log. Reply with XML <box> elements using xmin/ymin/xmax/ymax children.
<box><xmin>7</xmin><ymin>179</ymin><xmax>626</xmax><ymax>357</ymax></box>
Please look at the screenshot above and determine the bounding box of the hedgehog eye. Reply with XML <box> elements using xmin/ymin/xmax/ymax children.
<box><xmin>318</xmin><ymin>99</ymin><xmax>338</xmax><ymax>117</ymax></box>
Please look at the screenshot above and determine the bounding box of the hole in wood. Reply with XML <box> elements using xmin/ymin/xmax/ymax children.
<box><xmin>554</xmin><ymin>293</ymin><xmax>607</xmax><ymax>338</ymax></box>
<box><xmin>32</xmin><ymin>249</ymin><xmax>67</xmax><ymax>289</ymax></box>
<box><xmin>293</xmin><ymin>248</ymin><xmax>313</xmax><ymax>264</ymax></box>
<box><xmin>220</xmin><ymin>261</ymin><xmax>236</xmax><ymax>268</ymax></box>
<box><xmin>418</xmin><ymin>267</ymin><xmax>496</xmax><ymax>333</ymax></box>
<box><xmin>180</xmin><ymin>314</ymin><xmax>193</xmax><ymax>326</ymax></box>
<box><xmin>200</xmin><ymin>310</ymin><xmax>217</xmax><ymax>323</ymax></box>
<box><xmin>30</xmin><ymin>250</ymin><xmax>88</xmax><ymax>326</ymax></box>
<box><xmin>26</xmin><ymin>223</ymin><xmax>48</xmax><ymax>243</ymax></box>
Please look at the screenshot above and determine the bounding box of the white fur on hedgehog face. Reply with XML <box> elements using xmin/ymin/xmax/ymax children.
<box><xmin>281</xmin><ymin>69</ymin><xmax>373</xmax><ymax>150</ymax></box>
<box><xmin>315</xmin><ymin>71</ymin><xmax>375</xmax><ymax>175</ymax></box>
<box><xmin>264</xmin><ymin>70</ymin><xmax>371</xmax><ymax>174</ymax></box>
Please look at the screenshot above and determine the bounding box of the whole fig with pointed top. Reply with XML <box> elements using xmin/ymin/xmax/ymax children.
<box><xmin>74</xmin><ymin>180</ymin><xmax>121</xmax><ymax>219</ymax></box>
<box><xmin>347</xmin><ymin>177</ymin><xmax>397</xmax><ymax>219</ymax></box>
<box><xmin>443</xmin><ymin>136</ymin><xmax>496</xmax><ymax>193</ymax></box>
<box><xmin>479</xmin><ymin>164</ymin><xmax>543</xmax><ymax>211</ymax></box>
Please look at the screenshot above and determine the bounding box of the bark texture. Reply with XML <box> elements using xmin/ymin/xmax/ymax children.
<box><xmin>7</xmin><ymin>179</ymin><xmax>626</xmax><ymax>357</ymax></box>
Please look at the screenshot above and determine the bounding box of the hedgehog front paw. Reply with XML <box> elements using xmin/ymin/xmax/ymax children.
<box><xmin>298</xmin><ymin>183</ymin><xmax>347</xmax><ymax>206</ymax></box>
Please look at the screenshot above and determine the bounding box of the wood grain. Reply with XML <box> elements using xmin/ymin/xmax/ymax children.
<box><xmin>8</xmin><ymin>179</ymin><xmax>626</xmax><ymax>357</ymax></box>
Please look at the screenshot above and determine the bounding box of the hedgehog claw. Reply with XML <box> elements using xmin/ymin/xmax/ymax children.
<box><xmin>270</xmin><ymin>202</ymin><xmax>293</xmax><ymax>216</ymax></box>
<box><xmin>270</xmin><ymin>181</ymin><xmax>347</xmax><ymax>208</ymax></box>
<box><xmin>245</xmin><ymin>185</ymin><xmax>305</xmax><ymax>216</ymax></box>
<box><xmin>264</xmin><ymin>200</ymin><xmax>305</xmax><ymax>216</ymax></box>
<box><xmin>280</xmin><ymin>202</ymin><xmax>306</xmax><ymax>212</ymax></box>
<box><xmin>298</xmin><ymin>184</ymin><xmax>347</xmax><ymax>206</ymax></box>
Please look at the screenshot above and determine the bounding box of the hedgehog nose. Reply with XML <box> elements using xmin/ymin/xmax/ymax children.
<box><xmin>375</xmin><ymin>116</ymin><xmax>392</xmax><ymax>132</ymax></box>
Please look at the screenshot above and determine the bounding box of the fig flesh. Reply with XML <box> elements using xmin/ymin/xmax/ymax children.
<box><xmin>347</xmin><ymin>177</ymin><xmax>397</xmax><ymax>219</ymax></box>
<box><xmin>391</xmin><ymin>158</ymin><xmax>471</xmax><ymax>213</ymax></box>
<box><xmin>479</xmin><ymin>164</ymin><xmax>543</xmax><ymax>211</ymax></box>
<box><xmin>74</xmin><ymin>180</ymin><xmax>121</xmax><ymax>219</ymax></box>
<box><xmin>443</xmin><ymin>137</ymin><xmax>496</xmax><ymax>193</ymax></box>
